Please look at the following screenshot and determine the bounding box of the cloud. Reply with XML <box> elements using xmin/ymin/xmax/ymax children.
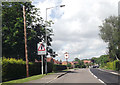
<box><xmin>32</xmin><ymin>0</ymin><xmax>119</xmax><ymax>61</ymax></box>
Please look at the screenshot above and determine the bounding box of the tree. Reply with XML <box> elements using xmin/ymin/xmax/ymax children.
<box><xmin>74</xmin><ymin>58</ymin><xmax>85</xmax><ymax>68</ymax></box>
<box><xmin>2</xmin><ymin>2</ymin><xmax>55</xmax><ymax>61</ymax></box>
<box><xmin>99</xmin><ymin>16</ymin><xmax>120</xmax><ymax>60</ymax></box>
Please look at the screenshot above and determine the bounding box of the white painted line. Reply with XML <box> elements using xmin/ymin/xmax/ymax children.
<box><xmin>89</xmin><ymin>69</ymin><xmax>106</xmax><ymax>85</ymax></box>
<box><xmin>98</xmin><ymin>79</ymin><xmax>105</xmax><ymax>84</ymax></box>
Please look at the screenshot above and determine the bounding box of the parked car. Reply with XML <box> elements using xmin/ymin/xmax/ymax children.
<box><xmin>93</xmin><ymin>65</ymin><xmax>99</xmax><ymax>68</ymax></box>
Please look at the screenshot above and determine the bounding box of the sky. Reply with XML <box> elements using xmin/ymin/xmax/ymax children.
<box><xmin>32</xmin><ymin>0</ymin><xmax>119</xmax><ymax>61</ymax></box>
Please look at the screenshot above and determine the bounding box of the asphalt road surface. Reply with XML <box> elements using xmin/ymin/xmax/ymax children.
<box><xmin>49</xmin><ymin>68</ymin><xmax>104</xmax><ymax>84</ymax></box>
<box><xmin>90</xmin><ymin>68</ymin><xmax>120</xmax><ymax>85</ymax></box>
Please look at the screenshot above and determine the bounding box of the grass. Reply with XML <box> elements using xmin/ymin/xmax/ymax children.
<box><xmin>2</xmin><ymin>72</ymin><xmax>54</xmax><ymax>85</ymax></box>
<box><xmin>2</xmin><ymin>69</ymin><xmax>69</xmax><ymax>85</ymax></box>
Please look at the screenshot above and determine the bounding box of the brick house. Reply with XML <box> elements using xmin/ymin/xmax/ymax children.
<box><xmin>35</xmin><ymin>57</ymin><xmax>61</xmax><ymax>65</ymax></box>
<box><xmin>62</xmin><ymin>61</ymin><xmax>68</xmax><ymax>65</ymax></box>
<box><xmin>83</xmin><ymin>60</ymin><xmax>91</xmax><ymax>64</ymax></box>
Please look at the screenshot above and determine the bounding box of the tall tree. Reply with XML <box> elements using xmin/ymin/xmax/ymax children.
<box><xmin>2</xmin><ymin>2</ymin><xmax>55</xmax><ymax>61</ymax></box>
<box><xmin>99</xmin><ymin>16</ymin><xmax>120</xmax><ymax>60</ymax></box>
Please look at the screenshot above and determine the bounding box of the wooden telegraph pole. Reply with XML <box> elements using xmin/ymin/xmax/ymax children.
<box><xmin>23</xmin><ymin>5</ymin><xmax>29</xmax><ymax>77</ymax></box>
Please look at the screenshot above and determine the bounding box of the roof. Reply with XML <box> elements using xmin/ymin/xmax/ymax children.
<box><xmin>47</xmin><ymin>57</ymin><xmax>53</xmax><ymax>62</ymax></box>
<box><xmin>53</xmin><ymin>59</ymin><xmax>60</xmax><ymax>64</ymax></box>
<box><xmin>83</xmin><ymin>60</ymin><xmax>91</xmax><ymax>63</ymax></box>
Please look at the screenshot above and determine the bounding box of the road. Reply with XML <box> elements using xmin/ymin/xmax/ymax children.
<box><xmin>90</xmin><ymin>68</ymin><xmax>120</xmax><ymax>85</ymax></box>
<box><xmin>16</xmin><ymin>68</ymin><xmax>120</xmax><ymax>85</ymax></box>
<box><xmin>50</xmin><ymin>68</ymin><xmax>103</xmax><ymax>84</ymax></box>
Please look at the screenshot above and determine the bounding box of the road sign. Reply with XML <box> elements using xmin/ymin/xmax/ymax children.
<box><xmin>37</xmin><ymin>42</ymin><xmax>46</xmax><ymax>55</ymax></box>
<box><xmin>64</xmin><ymin>52</ymin><xmax>69</xmax><ymax>59</ymax></box>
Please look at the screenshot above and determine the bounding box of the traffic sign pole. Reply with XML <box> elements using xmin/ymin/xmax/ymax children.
<box><xmin>37</xmin><ymin>42</ymin><xmax>46</xmax><ymax>75</ymax></box>
<box><xmin>41</xmin><ymin>55</ymin><xmax>44</xmax><ymax>75</ymax></box>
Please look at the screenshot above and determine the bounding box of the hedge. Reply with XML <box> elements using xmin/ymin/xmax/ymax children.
<box><xmin>53</xmin><ymin>64</ymin><xmax>67</xmax><ymax>72</ymax></box>
<box><xmin>2</xmin><ymin>58</ymin><xmax>67</xmax><ymax>82</ymax></box>
<box><xmin>105</xmin><ymin>60</ymin><xmax>120</xmax><ymax>71</ymax></box>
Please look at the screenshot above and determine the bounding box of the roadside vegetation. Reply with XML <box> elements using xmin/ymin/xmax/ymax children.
<box><xmin>91</xmin><ymin>16</ymin><xmax>120</xmax><ymax>71</ymax></box>
<box><xmin>2</xmin><ymin>57</ymin><xmax>67</xmax><ymax>82</ymax></box>
<box><xmin>2</xmin><ymin>2</ymin><xmax>67</xmax><ymax>82</ymax></box>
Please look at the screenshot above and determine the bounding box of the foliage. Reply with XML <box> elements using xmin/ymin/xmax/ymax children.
<box><xmin>99</xmin><ymin>16</ymin><xmax>120</xmax><ymax>60</ymax></box>
<box><xmin>104</xmin><ymin>60</ymin><xmax>120</xmax><ymax>71</ymax></box>
<box><xmin>2</xmin><ymin>2</ymin><xmax>55</xmax><ymax>61</ymax></box>
<box><xmin>2</xmin><ymin>58</ymin><xmax>52</xmax><ymax>81</ymax></box>
<box><xmin>67</xmin><ymin>63</ymin><xmax>71</xmax><ymax>67</ymax></box>
<box><xmin>91</xmin><ymin>55</ymin><xmax>109</xmax><ymax>67</ymax></box>
<box><xmin>74</xmin><ymin>58</ymin><xmax>85</xmax><ymax>68</ymax></box>
<box><xmin>2</xmin><ymin>57</ymin><xmax>66</xmax><ymax>82</ymax></box>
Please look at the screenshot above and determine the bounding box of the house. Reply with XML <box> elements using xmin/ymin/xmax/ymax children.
<box><xmin>46</xmin><ymin>57</ymin><xmax>54</xmax><ymax>63</ymax></box>
<box><xmin>83</xmin><ymin>60</ymin><xmax>91</xmax><ymax>64</ymax></box>
<box><xmin>47</xmin><ymin>57</ymin><xmax>61</xmax><ymax>65</ymax></box>
<box><xmin>70</xmin><ymin>61</ymin><xmax>78</xmax><ymax>66</ymax></box>
<box><xmin>35</xmin><ymin>57</ymin><xmax>61</xmax><ymax>65</ymax></box>
<box><xmin>62</xmin><ymin>61</ymin><xmax>68</xmax><ymax>65</ymax></box>
<box><xmin>53</xmin><ymin>59</ymin><xmax>61</xmax><ymax>65</ymax></box>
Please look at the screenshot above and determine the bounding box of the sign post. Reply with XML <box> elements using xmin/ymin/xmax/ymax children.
<box><xmin>64</xmin><ymin>52</ymin><xmax>69</xmax><ymax>66</ymax></box>
<box><xmin>37</xmin><ymin>42</ymin><xmax>46</xmax><ymax>75</ymax></box>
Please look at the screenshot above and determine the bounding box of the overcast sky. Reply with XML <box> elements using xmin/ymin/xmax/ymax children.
<box><xmin>32</xmin><ymin>0</ymin><xmax>119</xmax><ymax>61</ymax></box>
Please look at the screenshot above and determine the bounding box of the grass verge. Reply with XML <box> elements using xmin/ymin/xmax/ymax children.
<box><xmin>2</xmin><ymin>69</ymin><xmax>69</xmax><ymax>85</ymax></box>
<box><xmin>2</xmin><ymin>72</ymin><xmax>54</xmax><ymax>85</ymax></box>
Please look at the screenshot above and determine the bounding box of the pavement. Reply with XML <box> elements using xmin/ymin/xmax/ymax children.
<box><xmin>27</xmin><ymin>72</ymin><xmax>68</xmax><ymax>83</ymax></box>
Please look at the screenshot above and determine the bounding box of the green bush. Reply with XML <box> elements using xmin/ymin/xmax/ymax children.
<box><xmin>105</xmin><ymin>60</ymin><xmax>120</xmax><ymax>71</ymax></box>
<box><xmin>2</xmin><ymin>58</ymin><xmax>27</xmax><ymax>81</ymax></box>
<box><xmin>113</xmin><ymin>60</ymin><xmax>120</xmax><ymax>71</ymax></box>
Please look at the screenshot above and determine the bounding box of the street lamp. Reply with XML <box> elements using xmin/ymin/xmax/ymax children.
<box><xmin>45</xmin><ymin>5</ymin><xmax>65</xmax><ymax>74</ymax></box>
<box><xmin>116</xmin><ymin>46</ymin><xmax>120</xmax><ymax>61</ymax></box>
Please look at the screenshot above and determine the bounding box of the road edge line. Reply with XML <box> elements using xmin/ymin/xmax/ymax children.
<box><xmin>89</xmin><ymin>68</ymin><xmax>106</xmax><ymax>85</ymax></box>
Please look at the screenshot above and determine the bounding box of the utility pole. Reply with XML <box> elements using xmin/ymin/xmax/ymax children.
<box><xmin>23</xmin><ymin>5</ymin><xmax>29</xmax><ymax>77</ymax></box>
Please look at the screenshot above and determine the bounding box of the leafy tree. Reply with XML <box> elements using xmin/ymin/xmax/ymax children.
<box><xmin>99</xmin><ymin>16</ymin><xmax>120</xmax><ymax>60</ymax></box>
<box><xmin>91</xmin><ymin>55</ymin><xmax>110</xmax><ymax>67</ymax></box>
<box><xmin>74</xmin><ymin>58</ymin><xmax>85</xmax><ymax>68</ymax></box>
<box><xmin>67</xmin><ymin>63</ymin><xmax>72</xmax><ymax>68</ymax></box>
<box><xmin>2</xmin><ymin>2</ymin><xmax>55</xmax><ymax>61</ymax></box>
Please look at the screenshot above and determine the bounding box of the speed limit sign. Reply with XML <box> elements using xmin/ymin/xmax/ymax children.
<box><xmin>64</xmin><ymin>52</ymin><xmax>69</xmax><ymax>59</ymax></box>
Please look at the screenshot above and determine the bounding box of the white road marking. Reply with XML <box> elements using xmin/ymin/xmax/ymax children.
<box><xmin>89</xmin><ymin>68</ymin><xmax>107</xmax><ymax>85</ymax></box>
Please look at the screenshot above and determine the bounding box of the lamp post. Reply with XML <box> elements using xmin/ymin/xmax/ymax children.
<box><xmin>116</xmin><ymin>46</ymin><xmax>120</xmax><ymax>61</ymax></box>
<box><xmin>45</xmin><ymin>5</ymin><xmax>65</xmax><ymax>74</ymax></box>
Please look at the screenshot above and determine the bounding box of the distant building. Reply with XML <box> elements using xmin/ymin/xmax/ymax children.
<box><xmin>83</xmin><ymin>60</ymin><xmax>91</xmax><ymax>64</ymax></box>
<box><xmin>62</xmin><ymin>61</ymin><xmax>68</xmax><ymax>65</ymax></box>
<box><xmin>70</xmin><ymin>61</ymin><xmax>78</xmax><ymax>66</ymax></box>
<box><xmin>35</xmin><ymin>57</ymin><xmax>61</xmax><ymax>65</ymax></box>
<box><xmin>53</xmin><ymin>59</ymin><xmax>61</xmax><ymax>65</ymax></box>
<box><xmin>46</xmin><ymin>57</ymin><xmax>61</xmax><ymax>65</ymax></box>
